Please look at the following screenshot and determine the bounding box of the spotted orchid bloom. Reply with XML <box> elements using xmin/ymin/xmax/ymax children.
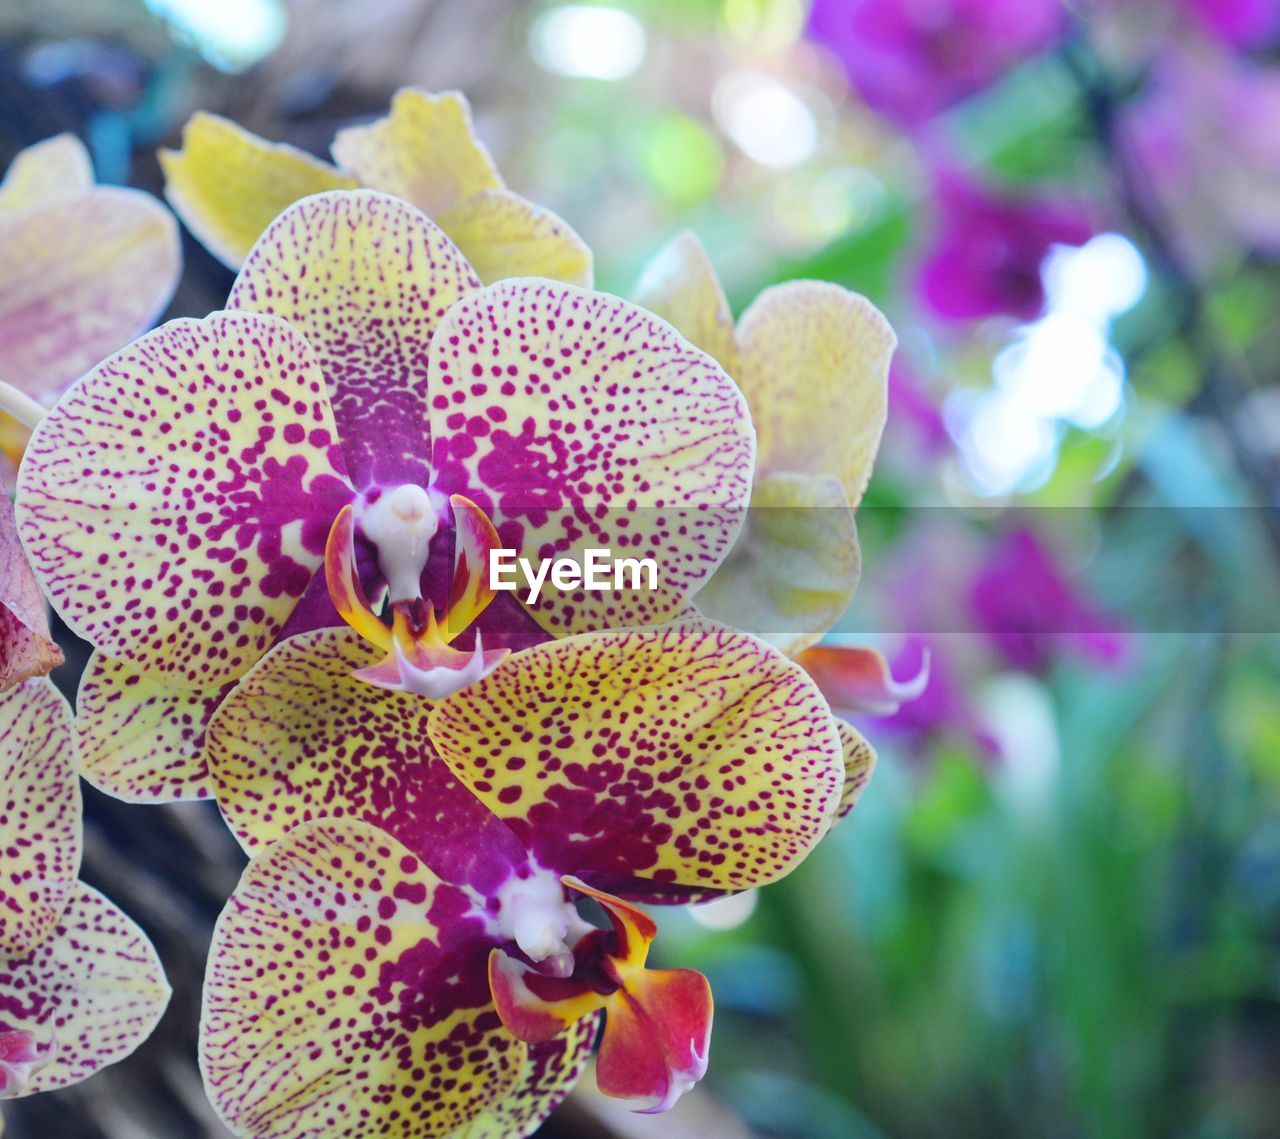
<box><xmin>198</xmin><ymin>618</ymin><xmax>849</xmax><ymax>1136</ymax></box>
<box><xmin>15</xmin><ymin>189</ymin><xmax>754</xmax><ymax>804</ymax></box>
<box><xmin>0</xmin><ymin>678</ymin><xmax>169</xmax><ymax>1110</ymax></box>
<box><xmin>0</xmin><ymin>134</ymin><xmax>180</xmax><ymax>470</ymax></box>
<box><xmin>160</xmin><ymin>88</ymin><xmax>591</xmax><ymax>288</ymax></box>
<box><xmin>633</xmin><ymin>233</ymin><xmax>927</xmax><ymax>761</ymax></box>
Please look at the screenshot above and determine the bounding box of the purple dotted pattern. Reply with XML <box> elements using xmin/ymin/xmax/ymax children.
<box><xmin>428</xmin><ymin>621</ymin><xmax>845</xmax><ymax>892</ymax></box>
<box><xmin>207</xmin><ymin>627</ymin><xmax>525</xmax><ymax>895</ymax></box>
<box><xmin>16</xmin><ymin>311</ymin><xmax>354</xmax><ymax>688</ymax></box>
<box><xmin>835</xmin><ymin>719</ymin><xmax>877</xmax><ymax>821</ymax></box>
<box><xmin>0</xmin><ymin>881</ymin><xmax>169</xmax><ymax>1096</ymax></box>
<box><xmin>0</xmin><ymin>679</ymin><xmax>79</xmax><ymax>956</ymax></box>
<box><xmin>229</xmin><ymin>190</ymin><xmax>482</xmax><ymax>492</ymax></box>
<box><xmin>201</xmin><ymin>818</ymin><xmax>521</xmax><ymax>1139</ymax></box>
<box><xmin>426</xmin><ymin>281</ymin><xmax>755</xmax><ymax>637</ymax></box>
<box><xmin>75</xmin><ymin>652</ymin><xmax>230</xmax><ymax>802</ymax></box>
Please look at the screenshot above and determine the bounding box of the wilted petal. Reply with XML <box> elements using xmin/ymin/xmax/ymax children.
<box><xmin>17</xmin><ymin>312</ymin><xmax>353</xmax><ymax>688</ymax></box>
<box><xmin>633</xmin><ymin>231</ymin><xmax>739</xmax><ymax>375</ymax></box>
<box><xmin>200</xmin><ymin>817</ymin><xmax>521</xmax><ymax>1139</ymax></box>
<box><xmin>437</xmin><ymin>188</ymin><xmax>593</xmax><ymax>287</ymax></box>
<box><xmin>427</xmin><ymin>281</ymin><xmax>755</xmax><ymax>637</ymax></box>
<box><xmin>455</xmin><ymin>1014</ymin><xmax>599</xmax><ymax>1139</ymax></box>
<box><xmin>429</xmin><ymin>620</ymin><xmax>844</xmax><ymax>892</ymax></box>
<box><xmin>834</xmin><ymin>720</ymin><xmax>877</xmax><ymax>821</ymax></box>
<box><xmin>160</xmin><ymin>112</ymin><xmax>357</xmax><ymax>269</ymax></box>
<box><xmin>228</xmin><ymin>190</ymin><xmax>480</xmax><ymax>489</ymax></box>
<box><xmin>0</xmin><ymin>188</ymin><xmax>181</xmax><ymax>401</ymax></box>
<box><xmin>207</xmin><ymin>626</ymin><xmax>526</xmax><ymax>895</ymax></box>
<box><xmin>0</xmin><ymin>483</ymin><xmax>60</xmax><ymax>692</ymax></box>
<box><xmin>0</xmin><ymin>882</ymin><xmax>169</xmax><ymax>1096</ymax></box>
<box><xmin>736</xmin><ymin>281</ymin><xmax>894</xmax><ymax>505</ymax></box>
<box><xmin>0</xmin><ymin>679</ymin><xmax>79</xmax><ymax>955</ymax></box>
<box><xmin>331</xmin><ymin>89</ymin><xmax>503</xmax><ymax>217</ymax></box>
<box><xmin>795</xmin><ymin>643</ymin><xmax>930</xmax><ymax>716</ymax></box>
<box><xmin>0</xmin><ymin>135</ymin><xmax>92</xmax><ymax>214</ymax></box>
<box><xmin>696</xmin><ymin>471</ymin><xmax>860</xmax><ymax>656</ymax></box>
<box><xmin>76</xmin><ymin>653</ymin><xmax>223</xmax><ymax>802</ymax></box>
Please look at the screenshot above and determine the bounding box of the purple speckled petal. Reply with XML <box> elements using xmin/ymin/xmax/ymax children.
<box><xmin>207</xmin><ymin>626</ymin><xmax>525</xmax><ymax>895</ymax></box>
<box><xmin>0</xmin><ymin>186</ymin><xmax>180</xmax><ymax>402</ymax></box>
<box><xmin>455</xmin><ymin>1013</ymin><xmax>599</xmax><ymax>1138</ymax></box>
<box><xmin>834</xmin><ymin>719</ymin><xmax>877</xmax><ymax>821</ymax></box>
<box><xmin>428</xmin><ymin>620</ymin><xmax>845</xmax><ymax>894</ymax></box>
<box><xmin>228</xmin><ymin>190</ymin><xmax>481</xmax><ymax>491</ymax></box>
<box><xmin>16</xmin><ymin>312</ymin><xmax>354</xmax><ymax>688</ymax></box>
<box><xmin>0</xmin><ymin>679</ymin><xmax>79</xmax><ymax>956</ymax></box>
<box><xmin>76</xmin><ymin>653</ymin><xmax>224</xmax><ymax>803</ymax></box>
<box><xmin>0</xmin><ymin>481</ymin><xmax>60</xmax><ymax>692</ymax></box>
<box><xmin>427</xmin><ymin>281</ymin><xmax>755</xmax><ymax>638</ymax></box>
<box><xmin>0</xmin><ymin>881</ymin><xmax>169</xmax><ymax>1096</ymax></box>
<box><xmin>200</xmin><ymin>817</ymin><xmax>521</xmax><ymax>1139</ymax></box>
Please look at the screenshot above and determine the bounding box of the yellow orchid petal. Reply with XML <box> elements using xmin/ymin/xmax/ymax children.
<box><xmin>633</xmin><ymin>230</ymin><xmax>739</xmax><ymax>375</ymax></box>
<box><xmin>201</xmin><ymin>817</ymin><xmax>524</xmax><ymax>1138</ymax></box>
<box><xmin>160</xmin><ymin>112</ymin><xmax>357</xmax><ymax>269</ymax></box>
<box><xmin>0</xmin><ymin>882</ymin><xmax>170</xmax><ymax>1096</ymax></box>
<box><xmin>736</xmin><ymin>281</ymin><xmax>895</xmax><ymax>505</ymax></box>
<box><xmin>75</xmin><ymin>652</ymin><xmax>221</xmax><ymax>803</ymax></box>
<box><xmin>696</xmin><ymin>471</ymin><xmax>860</xmax><ymax>657</ymax></box>
<box><xmin>0</xmin><ymin>678</ymin><xmax>80</xmax><ymax>956</ymax></box>
<box><xmin>331</xmin><ymin>88</ymin><xmax>504</xmax><ymax>216</ymax></box>
<box><xmin>835</xmin><ymin>719</ymin><xmax>877</xmax><ymax>821</ymax></box>
<box><xmin>454</xmin><ymin>1015</ymin><xmax>599</xmax><ymax>1139</ymax></box>
<box><xmin>437</xmin><ymin>188</ymin><xmax>593</xmax><ymax>287</ymax></box>
<box><xmin>428</xmin><ymin>620</ymin><xmax>845</xmax><ymax>892</ymax></box>
<box><xmin>0</xmin><ymin>134</ymin><xmax>92</xmax><ymax>214</ymax></box>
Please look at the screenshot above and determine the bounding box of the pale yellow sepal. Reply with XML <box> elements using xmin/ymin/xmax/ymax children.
<box><xmin>633</xmin><ymin>230</ymin><xmax>739</xmax><ymax>374</ymax></box>
<box><xmin>695</xmin><ymin>471</ymin><xmax>860</xmax><ymax>657</ymax></box>
<box><xmin>438</xmin><ymin>188</ymin><xmax>593</xmax><ymax>287</ymax></box>
<box><xmin>160</xmin><ymin>112</ymin><xmax>357</xmax><ymax>268</ymax></box>
<box><xmin>331</xmin><ymin>88</ymin><xmax>503</xmax><ymax>216</ymax></box>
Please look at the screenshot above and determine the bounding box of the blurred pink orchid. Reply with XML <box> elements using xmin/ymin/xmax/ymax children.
<box><xmin>1122</xmin><ymin>45</ymin><xmax>1280</xmax><ymax>269</ymax></box>
<box><xmin>1182</xmin><ymin>0</ymin><xmax>1280</xmax><ymax>47</ymax></box>
<box><xmin>0</xmin><ymin>478</ymin><xmax>60</xmax><ymax>692</ymax></box>
<box><xmin>807</xmin><ymin>0</ymin><xmax>1066</xmax><ymax>127</ymax></box>
<box><xmin>915</xmin><ymin>168</ymin><xmax>1094</xmax><ymax>324</ymax></box>
<box><xmin>970</xmin><ymin>529</ymin><xmax>1131</xmax><ymax>674</ymax></box>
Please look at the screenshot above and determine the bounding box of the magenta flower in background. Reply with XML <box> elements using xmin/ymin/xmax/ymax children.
<box><xmin>970</xmin><ymin>529</ymin><xmax>1130</xmax><ymax>674</ymax></box>
<box><xmin>915</xmin><ymin>168</ymin><xmax>1094</xmax><ymax>324</ymax></box>
<box><xmin>888</xmin><ymin>362</ymin><xmax>950</xmax><ymax>458</ymax></box>
<box><xmin>1183</xmin><ymin>0</ymin><xmax>1280</xmax><ymax>47</ymax></box>
<box><xmin>806</xmin><ymin>0</ymin><xmax>1066</xmax><ymax>127</ymax></box>
<box><xmin>868</xmin><ymin>635</ymin><xmax>1000</xmax><ymax>756</ymax></box>
<box><xmin>1122</xmin><ymin>45</ymin><xmax>1280</xmax><ymax>269</ymax></box>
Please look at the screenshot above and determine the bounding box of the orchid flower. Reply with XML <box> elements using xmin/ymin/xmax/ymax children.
<box><xmin>1</xmin><ymin>479</ymin><xmax>60</xmax><ymax>691</ymax></box>
<box><xmin>632</xmin><ymin>232</ymin><xmax>923</xmax><ymax>725</ymax></box>
<box><xmin>160</xmin><ymin>88</ymin><xmax>592</xmax><ymax>287</ymax></box>
<box><xmin>0</xmin><ymin>134</ymin><xmax>180</xmax><ymax>470</ymax></box>
<box><xmin>634</xmin><ymin>230</ymin><xmax>893</xmax><ymax>656</ymax></box>
<box><xmin>0</xmin><ymin>678</ymin><xmax>169</xmax><ymax>1108</ymax></box>
<box><xmin>914</xmin><ymin>167</ymin><xmax>1094</xmax><ymax>325</ymax></box>
<box><xmin>16</xmin><ymin>190</ymin><xmax>754</xmax><ymax>805</ymax></box>
<box><xmin>198</xmin><ymin>618</ymin><xmax>852</xmax><ymax>1136</ymax></box>
<box><xmin>805</xmin><ymin>0</ymin><xmax>1066</xmax><ymax>128</ymax></box>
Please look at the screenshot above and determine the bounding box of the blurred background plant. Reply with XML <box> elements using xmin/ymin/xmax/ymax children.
<box><xmin>1</xmin><ymin>0</ymin><xmax>1279</xmax><ymax>1135</ymax></box>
